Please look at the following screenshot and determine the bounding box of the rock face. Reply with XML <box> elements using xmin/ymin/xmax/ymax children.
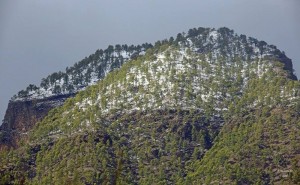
<box><xmin>0</xmin><ymin>94</ymin><xmax>74</xmax><ymax>149</ymax></box>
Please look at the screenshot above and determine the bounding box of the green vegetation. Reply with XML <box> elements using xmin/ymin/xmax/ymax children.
<box><xmin>13</xmin><ymin>43</ymin><xmax>153</xmax><ymax>100</ymax></box>
<box><xmin>188</xmin><ymin>72</ymin><xmax>300</xmax><ymax>184</ymax></box>
<box><xmin>1</xmin><ymin>27</ymin><xmax>300</xmax><ymax>184</ymax></box>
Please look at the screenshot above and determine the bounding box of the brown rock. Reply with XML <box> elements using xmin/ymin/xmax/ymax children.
<box><xmin>0</xmin><ymin>93</ymin><xmax>74</xmax><ymax>150</ymax></box>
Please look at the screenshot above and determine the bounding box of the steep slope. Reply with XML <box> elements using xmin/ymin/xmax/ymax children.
<box><xmin>0</xmin><ymin>43</ymin><xmax>152</xmax><ymax>149</ymax></box>
<box><xmin>188</xmin><ymin>106</ymin><xmax>300</xmax><ymax>185</ymax></box>
<box><xmin>187</xmin><ymin>74</ymin><xmax>300</xmax><ymax>184</ymax></box>
<box><xmin>0</xmin><ymin>94</ymin><xmax>74</xmax><ymax>149</ymax></box>
<box><xmin>0</xmin><ymin>27</ymin><xmax>299</xmax><ymax>185</ymax></box>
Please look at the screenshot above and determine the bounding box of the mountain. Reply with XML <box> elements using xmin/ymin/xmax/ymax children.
<box><xmin>1</xmin><ymin>27</ymin><xmax>300</xmax><ymax>184</ymax></box>
<box><xmin>0</xmin><ymin>43</ymin><xmax>152</xmax><ymax>149</ymax></box>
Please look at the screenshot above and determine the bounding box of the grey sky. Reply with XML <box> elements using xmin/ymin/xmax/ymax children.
<box><xmin>1</xmin><ymin>0</ymin><xmax>299</xmax><ymax>121</ymax></box>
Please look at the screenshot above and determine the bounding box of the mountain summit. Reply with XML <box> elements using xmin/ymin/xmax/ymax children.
<box><xmin>1</xmin><ymin>27</ymin><xmax>300</xmax><ymax>184</ymax></box>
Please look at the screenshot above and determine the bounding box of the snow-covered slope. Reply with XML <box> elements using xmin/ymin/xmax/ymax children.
<box><xmin>2</xmin><ymin>27</ymin><xmax>300</xmax><ymax>185</ymax></box>
<box><xmin>12</xmin><ymin>44</ymin><xmax>152</xmax><ymax>101</ymax></box>
<box><xmin>11</xmin><ymin>27</ymin><xmax>296</xmax><ymax>102</ymax></box>
<box><xmin>32</xmin><ymin>28</ymin><xmax>299</xmax><ymax>137</ymax></box>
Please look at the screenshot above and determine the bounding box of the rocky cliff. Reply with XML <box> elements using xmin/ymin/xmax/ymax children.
<box><xmin>0</xmin><ymin>94</ymin><xmax>74</xmax><ymax>149</ymax></box>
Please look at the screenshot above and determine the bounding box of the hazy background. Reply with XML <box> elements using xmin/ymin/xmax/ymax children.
<box><xmin>1</xmin><ymin>0</ymin><xmax>299</xmax><ymax>122</ymax></box>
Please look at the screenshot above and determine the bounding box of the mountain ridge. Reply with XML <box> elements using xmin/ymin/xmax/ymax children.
<box><xmin>1</xmin><ymin>27</ymin><xmax>299</xmax><ymax>184</ymax></box>
<box><xmin>4</xmin><ymin>26</ymin><xmax>295</xmax><ymax>150</ymax></box>
<box><xmin>0</xmin><ymin>42</ymin><xmax>152</xmax><ymax>149</ymax></box>
<box><xmin>8</xmin><ymin>27</ymin><xmax>299</xmax><ymax>102</ymax></box>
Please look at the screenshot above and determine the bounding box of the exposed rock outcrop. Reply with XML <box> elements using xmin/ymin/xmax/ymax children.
<box><xmin>0</xmin><ymin>94</ymin><xmax>74</xmax><ymax>150</ymax></box>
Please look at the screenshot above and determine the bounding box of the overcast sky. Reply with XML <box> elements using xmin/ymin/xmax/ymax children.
<box><xmin>0</xmin><ymin>0</ymin><xmax>299</xmax><ymax>121</ymax></box>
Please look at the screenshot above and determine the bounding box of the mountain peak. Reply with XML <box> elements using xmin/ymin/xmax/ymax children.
<box><xmin>11</xmin><ymin>27</ymin><xmax>296</xmax><ymax>102</ymax></box>
<box><xmin>1</xmin><ymin>27</ymin><xmax>299</xmax><ymax>185</ymax></box>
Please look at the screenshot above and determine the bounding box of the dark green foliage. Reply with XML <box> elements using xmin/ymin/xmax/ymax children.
<box><xmin>1</xmin><ymin>110</ymin><xmax>222</xmax><ymax>184</ymax></box>
<box><xmin>187</xmin><ymin>74</ymin><xmax>300</xmax><ymax>184</ymax></box>
<box><xmin>2</xmin><ymin>27</ymin><xmax>300</xmax><ymax>185</ymax></box>
<box><xmin>13</xmin><ymin>43</ymin><xmax>154</xmax><ymax>100</ymax></box>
